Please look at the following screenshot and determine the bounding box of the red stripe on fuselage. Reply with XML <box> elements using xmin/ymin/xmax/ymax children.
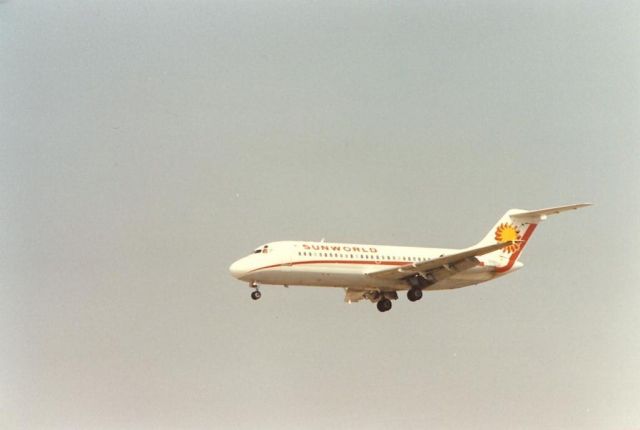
<box><xmin>248</xmin><ymin>259</ymin><xmax>407</xmax><ymax>274</ymax></box>
<box><xmin>249</xmin><ymin>226</ymin><xmax>537</xmax><ymax>276</ymax></box>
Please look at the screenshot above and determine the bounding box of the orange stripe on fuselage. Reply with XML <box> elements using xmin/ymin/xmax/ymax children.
<box><xmin>248</xmin><ymin>259</ymin><xmax>407</xmax><ymax>274</ymax></box>
<box><xmin>250</xmin><ymin>227</ymin><xmax>537</xmax><ymax>277</ymax></box>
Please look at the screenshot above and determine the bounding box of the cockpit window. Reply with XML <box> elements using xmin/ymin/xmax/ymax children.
<box><xmin>253</xmin><ymin>249</ymin><xmax>262</xmax><ymax>254</ymax></box>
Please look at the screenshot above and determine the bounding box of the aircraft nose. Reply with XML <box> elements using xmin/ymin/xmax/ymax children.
<box><xmin>229</xmin><ymin>259</ymin><xmax>247</xmax><ymax>279</ymax></box>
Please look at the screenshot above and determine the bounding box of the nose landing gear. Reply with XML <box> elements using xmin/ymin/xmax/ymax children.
<box><xmin>250</xmin><ymin>282</ymin><xmax>261</xmax><ymax>300</ymax></box>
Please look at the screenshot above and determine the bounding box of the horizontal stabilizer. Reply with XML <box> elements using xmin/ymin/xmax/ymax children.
<box><xmin>510</xmin><ymin>203</ymin><xmax>592</xmax><ymax>221</ymax></box>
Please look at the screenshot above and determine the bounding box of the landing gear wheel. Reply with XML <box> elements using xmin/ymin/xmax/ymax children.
<box><xmin>377</xmin><ymin>298</ymin><xmax>392</xmax><ymax>312</ymax></box>
<box><xmin>251</xmin><ymin>290</ymin><xmax>261</xmax><ymax>300</ymax></box>
<box><xmin>407</xmin><ymin>288</ymin><xmax>423</xmax><ymax>302</ymax></box>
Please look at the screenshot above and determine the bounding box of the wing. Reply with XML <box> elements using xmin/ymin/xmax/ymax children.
<box><xmin>365</xmin><ymin>241</ymin><xmax>513</xmax><ymax>282</ymax></box>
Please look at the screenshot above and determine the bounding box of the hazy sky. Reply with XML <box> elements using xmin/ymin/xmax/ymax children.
<box><xmin>2</xmin><ymin>1</ymin><xmax>639</xmax><ymax>429</ymax></box>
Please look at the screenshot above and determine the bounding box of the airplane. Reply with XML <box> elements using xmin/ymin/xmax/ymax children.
<box><xmin>229</xmin><ymin>203</ymin><xmax>591</xmax><ymax>312</ymax></box>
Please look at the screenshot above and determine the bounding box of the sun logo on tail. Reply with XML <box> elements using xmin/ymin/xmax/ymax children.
<box><xmin>495</xmin><ymin>223</ymin><xmax>521</xmax><ymax>253</ymax></box>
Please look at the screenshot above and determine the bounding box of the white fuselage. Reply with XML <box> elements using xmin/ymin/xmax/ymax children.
<box><xmin>228</xmin><ymin>204</ymin><xmax>590</xmax><ymax>311</ymax></box>
<box><xmin>229</xmin><ymin>240</ymin><xmax>520</xmax><ymax>292</ymax></box>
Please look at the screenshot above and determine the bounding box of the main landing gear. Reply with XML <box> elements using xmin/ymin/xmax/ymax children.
<box><xmin>250</xmin><ymin>282</ymin><xmax>261</xmax><ymax>300</ymax></box>
<box><xmin>407</xmin><ymin>287</ymin><xmax>423</xmax><ymax>302</ymax></box>
<box><xmin>373</xmin><ymin>291</ymin><xmax>397</xmax><ymax>313</ymax></box>
<box><xmin>376</xmin><ymin>298</ymin><xmax>392</xmax><ymax>312</ymax></box>
<box><xmin>406</xmin><ymin>273</ymin><xmax>430</xmax><ymax>303</ymax></box>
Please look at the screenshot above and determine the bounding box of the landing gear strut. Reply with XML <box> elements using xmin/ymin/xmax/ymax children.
<box><xmin>407</xmin><ymin>287</ymin><xmax>423</xmax><ymax>302</ymax></box>
<box><xmin>250</xmin><ymin>282</ymin><xmax>261</xmax><ymax>300</ymax></box>
<box><xmin>377</xmin><ymin>298</ymin><xmax>392</xmax><ymax>312</ymax></box>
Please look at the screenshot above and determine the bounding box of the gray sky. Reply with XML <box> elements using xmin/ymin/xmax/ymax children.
<box><xmin>2</xmin><ymin>1</ymin><xmax>639</xmax><ymax>429</ymax></box>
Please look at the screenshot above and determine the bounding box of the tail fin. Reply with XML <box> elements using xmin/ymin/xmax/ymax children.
<box><xmin>475</xmin><ymin>203</ymin><xmax>592</xmax><ymax>272</ymax></box>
